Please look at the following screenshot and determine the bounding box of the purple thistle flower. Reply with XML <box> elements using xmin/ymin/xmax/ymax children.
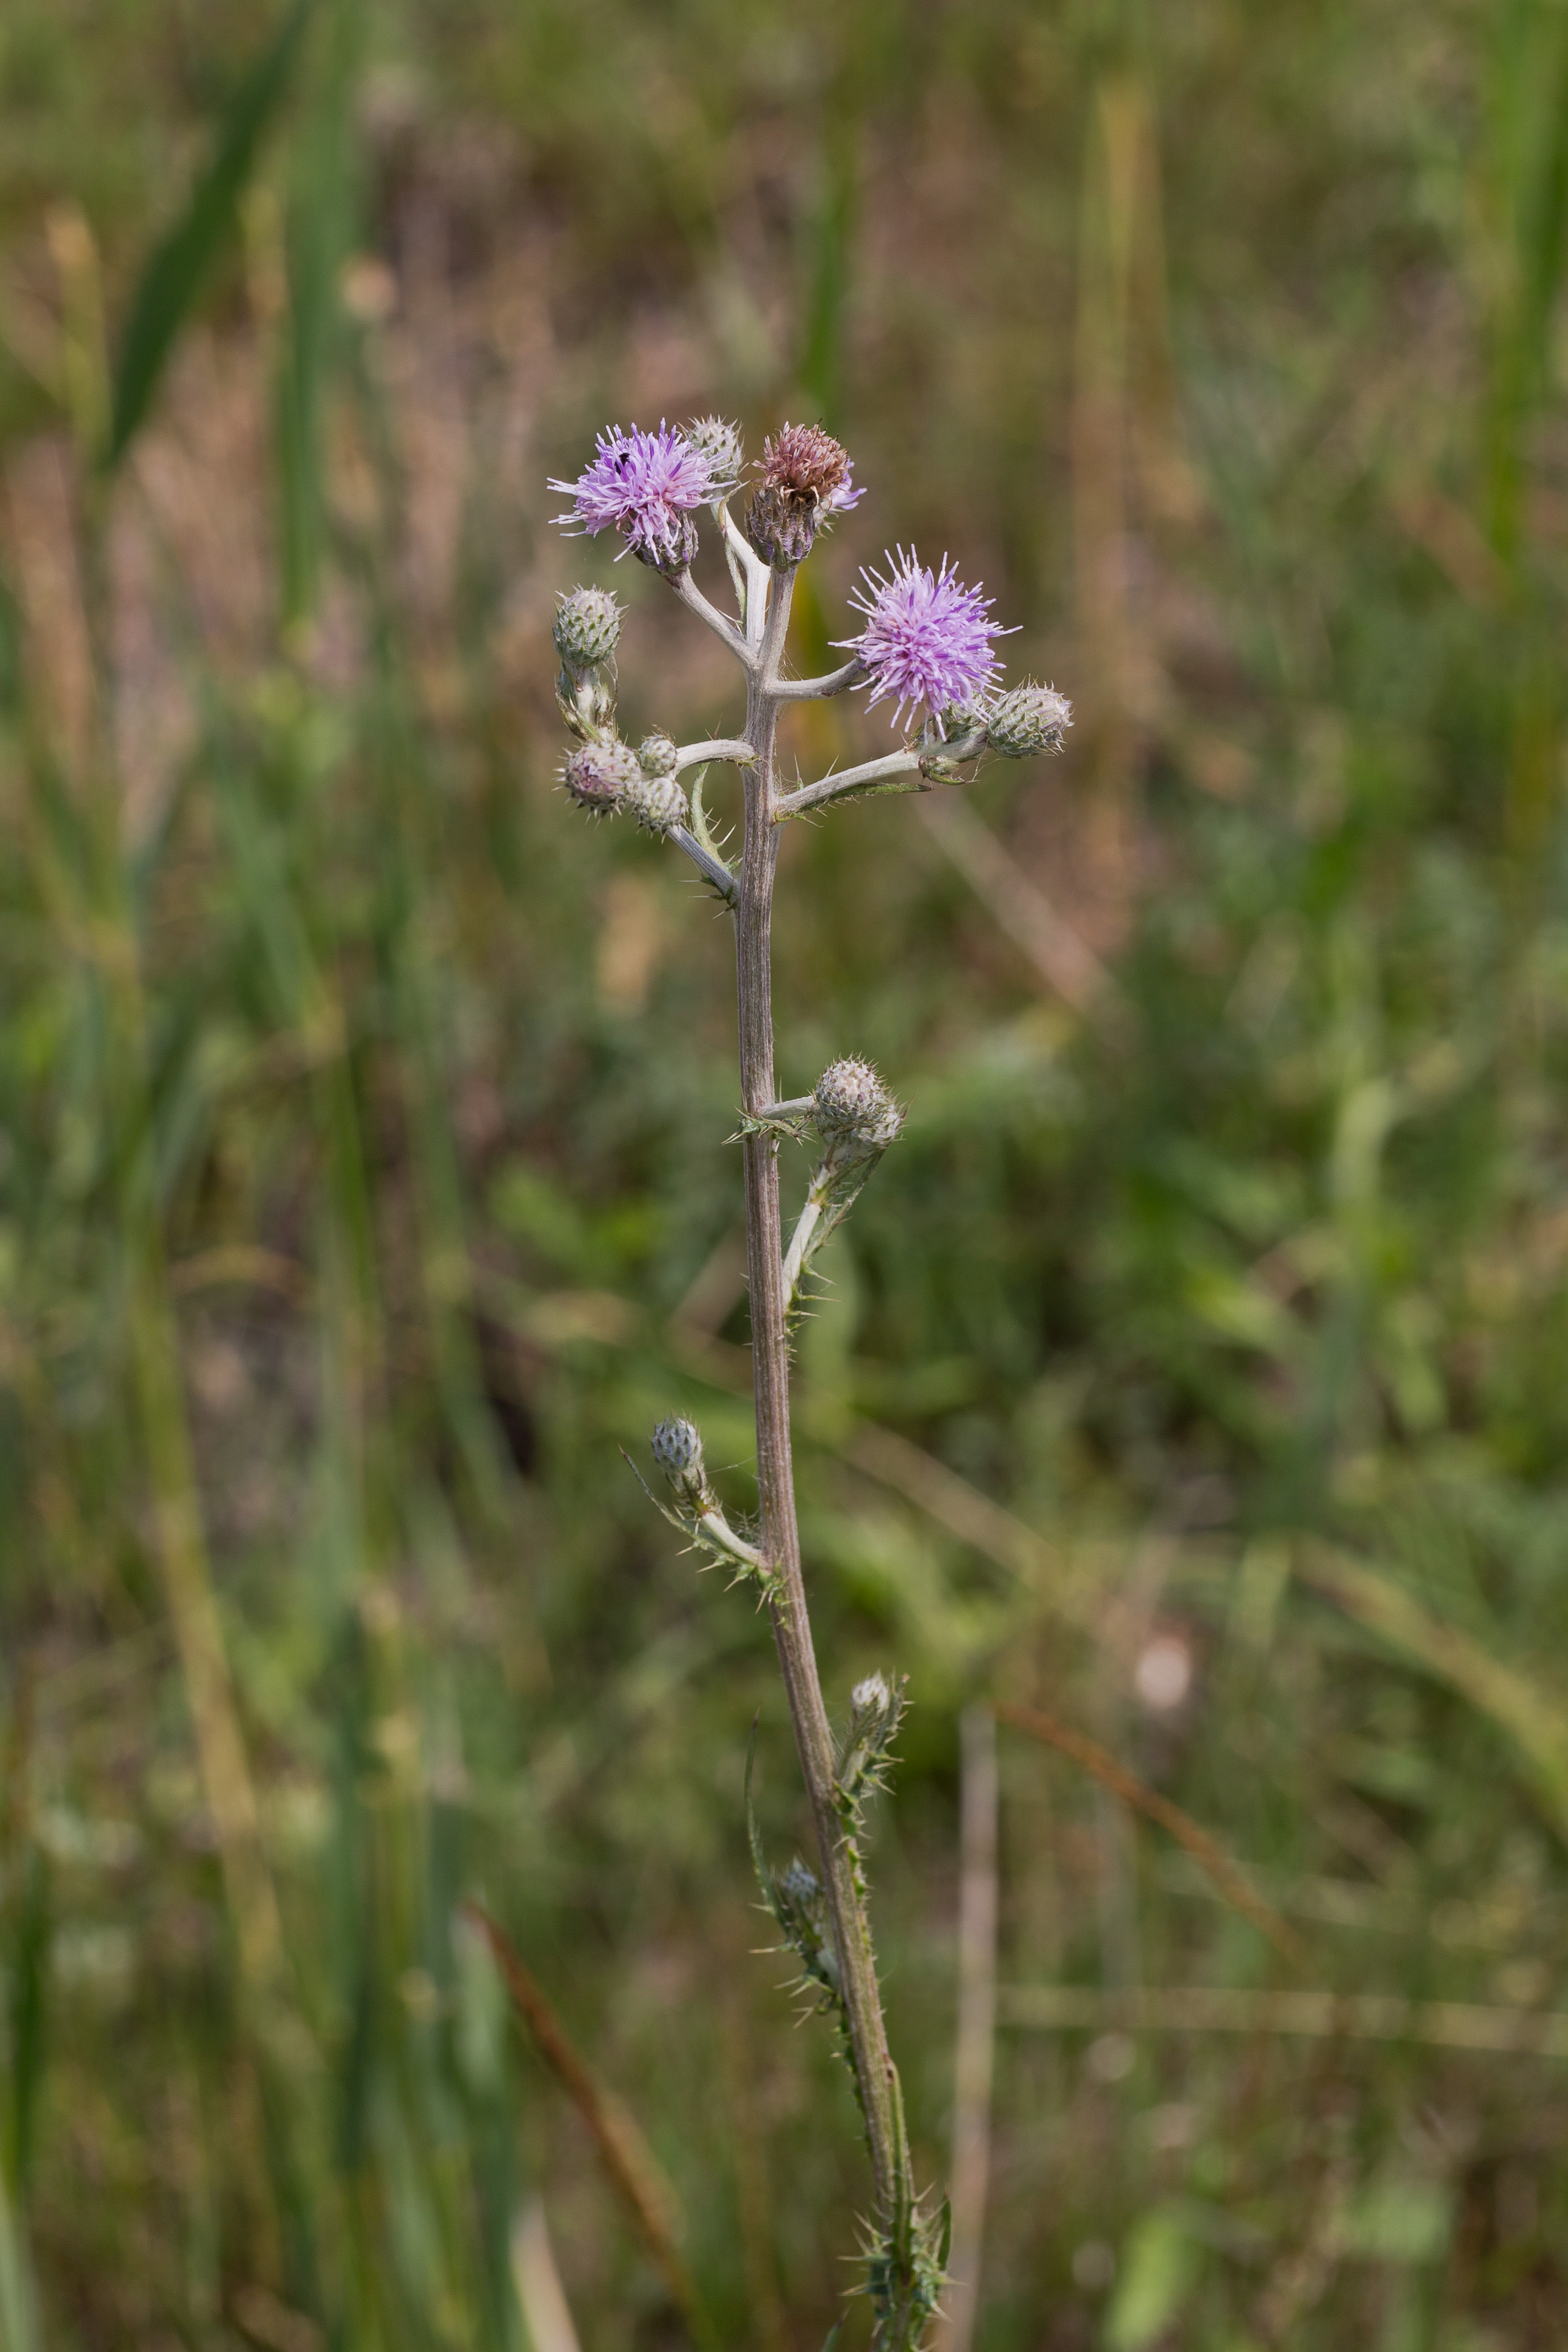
<box><xmin>550</xmin><ymin>422</ymin><xmax>713</xmax><ymax>574</ymax></box>
<box><xmin>835</xmin><ymin>548</ymin><xmax>1011</xmax><ymax>730</ymax></box>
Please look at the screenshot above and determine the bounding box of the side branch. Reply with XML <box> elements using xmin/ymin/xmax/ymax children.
<box><xmin>774</xmin><ymin>749</ymin><xmax>925</xmax><ymax>821</ymax></box>
<box><xmin>675</xmin><ymin>738</ymin><xmax>753</xmax><ymax>771</ymax></box>
<box><xmin>772</xmin><ymin>657</ymin><xmax>866</xmax><ymax>703</ymax></box>
<box><xmin>669</xmin><ymin>569</ymin><xmax>753</xmax><ymax>667</ymax></box>
<box><xmin>720</xmin><ymin>506</ymin><xmax>771</xmax><ymax>648</ymax></box>
<box><xmin>669</xmin><ymin>824</ymin><xmax>739</xmax><ymax>906</ymax></box>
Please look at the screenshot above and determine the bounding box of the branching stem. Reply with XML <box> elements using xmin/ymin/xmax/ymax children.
<box><xmin>733</xmin><ymin>558</ymin><xmax>912</xmax><ymax>2259</ymax></box>
<box><xmin>669</xmin><ymin>566</ymin><xmax>752</xmax><ymax>664</ymax></box>
<box><xmin>773</xmin><ymin>656</ymin><xmax>866</xmax><ymax>702</ymax></box>
<box><xmin>667</xmin><ymin>823</ymin><xmax>738</xmax><ymax>904</ymax></box>
<box><xmin>675</xmin><ymin>738</ymin><xmax>754</xmax><ymax>771</ymax></box>
<box><xmin>775</xmin><ymin>749</ymin><xmax>926</xmax><ymax>821</ymax></box>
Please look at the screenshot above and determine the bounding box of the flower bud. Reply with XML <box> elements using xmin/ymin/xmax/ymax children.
<box><xmin>651</xmin><ymin>1414</ymin><xmax>711</xmax><ymax>1506</ymax></box>
<box><xmin>779</xmin><ymin>1857</ymin><xmax>824</xmax><ymax>1911</ymax></box>
<box><xmin>682</xmin><ymin>415</ymin><xmax>745</xmax><ymax>497</ymax></box>
<box><xmin>813</xmin><ymin>1057</ymin><xmax>905</xmax><ymax>1151</ymax></box>
<box><xmin>850</xmin><ymin>1672</ymin><xmax>893</xmax><ymax>1727</ymax></box>
<box><xmin>984</xmin><ymin>682</ymin><xmax>1072</xmax><ymax>760</ymax></box>
<box><xmin>625</xmin><ymin>772</ymin><xmax>689</xmax><ymax>840</ymax></box>
<box><xmin>638</xmin><ymin>732</ymin><xmax>679</xmax><ymax>777</ymax></box>
<box><xmin>563</xmin><ymin>738</ymin><xmax>640</xmax><ymax>815</ymax></box>
<box><xmin>553</xmin><ymin>586</ymin><xmax>622</xmax><ymax>671</ymax></box>
<box><xmin>652</xmin><ymin>1414</ymin><xmax>702</xmax><ymax>1473</ymax></box>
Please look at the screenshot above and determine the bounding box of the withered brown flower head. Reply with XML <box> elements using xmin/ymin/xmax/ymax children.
<box><xmin>746</xmin><ymin>423</ymin><xmax>862</xmax><ymax>567</ymax></box>
<box><xmin>758</xmin><ymin>422</ymin><xmax>851</xmax><ymax>501</ymax></box>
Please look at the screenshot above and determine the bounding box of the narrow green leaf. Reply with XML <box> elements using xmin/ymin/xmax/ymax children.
<box><xmin>106</xmin><ymin>0</ymin><xmax>315</xmax><ymax>469</ymax></box>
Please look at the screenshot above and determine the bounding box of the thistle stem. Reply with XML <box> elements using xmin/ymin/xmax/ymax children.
<box><xmin>781</xmin><ymin>1162</ymin><xmax>832</xmax><ymax>1308</ymax></box>
<box><xmin>667</xmin><ymin>823</ymin><xmax>739</xmax><ymax>904</ymax></box>
<box><xmin>774</xmin><ymin>749</ymin><xmax>926</xmax><ymax>821</ymax></box>
<box><xmin>736</xmin><ymin>561</ymin><xmax>910</xmax><ymax>2251</ymax></box>
<box><xmin>675</xmin><ymin>738</ymin><xmax>754</xmax><ymax>771</ymax></box>
<box><xmin>670</xmin><ymin>567</ymin><xmax>753</xmax><ymax>664</ymax></box>
<box><xmin>772</xmin><ymin>655</ymin><xmax>867</xmax><ymax>702</ymax></box>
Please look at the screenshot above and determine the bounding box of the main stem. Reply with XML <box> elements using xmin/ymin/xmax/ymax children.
<box><xmin>735</xmin><ymin>564</ymin><xmax>905</xmax><ymax>2231</ymax></box>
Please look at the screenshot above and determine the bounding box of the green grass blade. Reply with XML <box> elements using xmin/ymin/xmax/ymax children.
<box><xmin>104</xmin><ymin>0</ymin><xmax>316</xmax><ymax>470</ymax></box>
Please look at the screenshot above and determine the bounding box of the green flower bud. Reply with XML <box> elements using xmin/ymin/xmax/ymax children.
<box><xmin>984</xmin><ymin>682</ymin><xmax>1072</xmax><ymax>760</ymax></box>
<box><xmin>626</xmin><ymin>771</ymin><xmax>689</xmax><ymax>840</ymax></box>
<box><xmin>638</xmin><ymin>732</ymin><xmax>680</xmax><ymax>777</ymax></box>
<box><xmin>553</xmin><ymin>586</ymin><xmax>623</xmax><ymax>669</ymax></box>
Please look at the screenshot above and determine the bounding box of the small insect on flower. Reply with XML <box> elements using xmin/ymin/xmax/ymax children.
<box><xmin>984</xmin><ymin>680</ymin><xmax>1073</xmax><ymax>760</ymax></box>
<box><xmin>836</xmin><ymin>547</ymin><xmax>1010</xmax><ymax>731</ymax></box>
<box><xmin>562</xmin><ymin>739</ymin><xmax>640</xmax><ymax>815</ymax></box>
<box><xmin>550</xmin><ymin>422</ymin><xmax>714</xmax><ymax>574</ymax></box>
<box><xmin>746</xmin><ymin>422</ymin><xmax>863</xmax><ymax>567</ymax></box>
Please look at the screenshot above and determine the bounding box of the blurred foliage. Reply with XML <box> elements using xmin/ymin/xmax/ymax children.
<box><xmin>2</xmin><ymin>0</ymin><xmax>1568</xmax><ymax>2345</ymax></box>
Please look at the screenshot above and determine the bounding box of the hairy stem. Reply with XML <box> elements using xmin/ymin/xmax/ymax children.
<box><xmin>774</xmin><ymin>748</ymin><xmax>926</xmax><ymax>821</ymax></box>
<box><xmin>736</xmin><ymin>561</ymin><xmax>909</xmax><ymax>2248</ymax></box>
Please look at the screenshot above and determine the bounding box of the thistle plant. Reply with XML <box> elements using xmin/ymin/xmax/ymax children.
<box><xmin>548</xmin><ymin>415</ymin><xmax>1070</xmax><ymax>2347</ymax></box>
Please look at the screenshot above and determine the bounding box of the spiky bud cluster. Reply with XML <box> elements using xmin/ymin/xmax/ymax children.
<box><xmin>984</xmin><ymin>681</ymin><xmax>1073</xmax><ymax>760</ymax></box>
<box><xmin>638</xmin><ymin>732</ymin><xmax>679</xmax><ymax>777</ymax></box>
<box><xmin>682</xmin><ymin>415</ymin><xmax>745</xmax><ymax>498</ymax></box>
<box><xmin>746</xmin><ymin>423</ymin><xmax>861</xmax><ymax>569</ymax></box>
<box><xmin>553</xmin><ymin>586</ymin><xmax>622</xmax><ymax>671</ymax></box>
<box><xmin>626</xmin><ymin>771</ymin><xmax>689</xmax><ymax>839</ymax></box>
<box><xmin>563</xmin><ymin>738</ymin><xmax>639</xmax><ymax>815</ymax></box>
<box><xmin>813</xmin><ymin>1057</ymin><xmax>905</xmax><ymax>1151</ymax></box>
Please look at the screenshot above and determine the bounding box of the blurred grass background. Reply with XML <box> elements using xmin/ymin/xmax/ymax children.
<box><xmin>2</xmin><ymin>0</ymin><xmax>1568</xmax><ymax>2345</ymax></box>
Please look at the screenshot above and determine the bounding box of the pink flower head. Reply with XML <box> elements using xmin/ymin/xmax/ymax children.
<box><xmin>836</xmin><ymin>548</ymin><xmax>1010</xmax><ymax>730</ymax></box>
<box><xmin>550</xmin><ymin>422</ymin><xmax>713</xmax><ymax>573</ymax></box>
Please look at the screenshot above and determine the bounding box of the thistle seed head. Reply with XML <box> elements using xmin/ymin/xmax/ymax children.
<box><xmin>984</xmin><ymin>681</ymin><xmax>1073</xmax><ymax>760</ymax></box>
<box><xmin>563</xmin><ymin>738</ymin><xmax>640</xmax><ymax>815</ymax></box>
<box><xmin>553</xmin><ymin>585</ymin><xmax>623</xmax><ymax>670</ymax></box>
<box><xmin>626</xmin><ymin>771</ymin><xmax>689</xmax><ymax>839</ymax></box>
<box><xmin>637</xmin><ymin>732</ymin><xmax>680</xmax><ymax>777</ymax></box>
<box><xmin>650</xmin><ymin>1415</ymin><xmax>703</xmax><ymax>1477</ymax></box>
<box><xmin>682</xmin><ymin>415</ymin><xmax>745</xmax><ymax>497</ymax></box>
<box><xmin>813</xmin><ymin>1057</ymin><xmax>905</xmax><ymax>1150</ymax></box>
<box><xmin>760</xmin><ymin>422</ymin><xmax>852</xmax><ymax>502</ymax></box>
<box><xmin>745</xmin><ymin>422</ymin><xmax>863</xmax><ymax>568</ymax></box>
